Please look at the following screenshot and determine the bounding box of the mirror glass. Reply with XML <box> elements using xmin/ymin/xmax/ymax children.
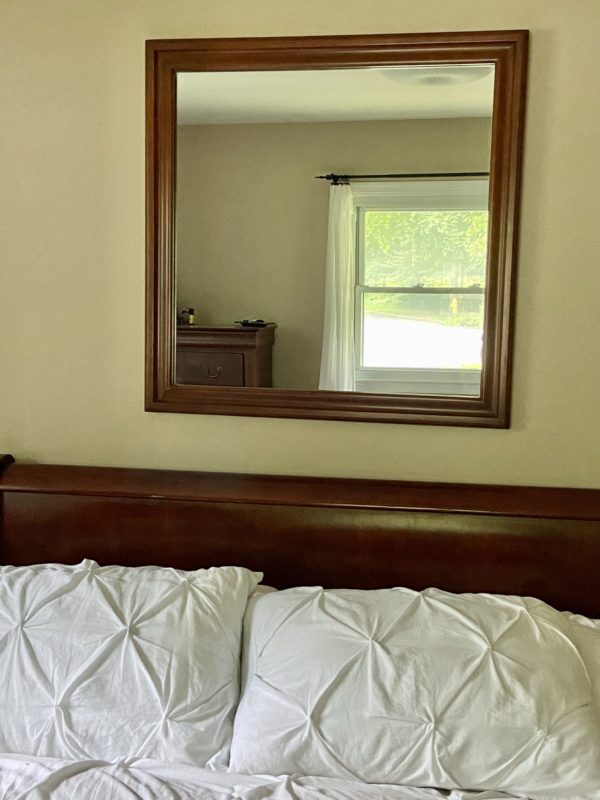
<box><xmin>174</xmin><ymin>64</ymin><xmax>495</xmax><ymax>396</ymax></box>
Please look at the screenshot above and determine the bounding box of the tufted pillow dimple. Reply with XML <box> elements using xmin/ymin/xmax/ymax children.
<box><xmin>0</xmin><ymin>560</ymin><xmax>261</xmax><ymax>766</ymax></box>
<box><xmin>230</xmin><ymin>586</ymin><xmax>600</xmax><ymax>798</ymax></box>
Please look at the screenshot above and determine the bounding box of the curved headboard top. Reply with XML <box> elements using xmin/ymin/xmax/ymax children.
<box><xmin>1</xmin><ymin>456</ymin><xmax>599</xmax><ymax>617</ymax></box>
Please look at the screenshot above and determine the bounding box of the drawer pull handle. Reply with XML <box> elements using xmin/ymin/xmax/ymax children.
<box><xmin>206</xmin><ymin>366</ymin><xmax>223</xmax><ymax>379</ymax></box>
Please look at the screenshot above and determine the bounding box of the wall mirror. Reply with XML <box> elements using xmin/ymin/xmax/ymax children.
<box><xmin>146</xmin><ymin>31</ymin><xmax>528</xmax><ymax>426</ymax></box>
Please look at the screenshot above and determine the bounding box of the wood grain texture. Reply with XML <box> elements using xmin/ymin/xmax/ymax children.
<box><xmin>176</xmin><ymin>325</ymin><xmax>276</xmax><ymax>387</ymax></box>
<box><xmin>146</xmin><ymin>30</ymin><xmax>529</xmax><ymax>427</ymax></box>
<box><xmin>1</xmin><ymin>458</ymin><xmax>599</xmax><ymax>616</ymax></box>
<box><xmin>3</xmin><ymin>462</ymin><xmax>600</xmax><ymax>519</ymax></box>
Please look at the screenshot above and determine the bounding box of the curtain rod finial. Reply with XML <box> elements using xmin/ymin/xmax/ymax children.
<box><xmin>315</xmin><ymin>173</ymin><xmax>349</xmax><ymax>185</ymax></box>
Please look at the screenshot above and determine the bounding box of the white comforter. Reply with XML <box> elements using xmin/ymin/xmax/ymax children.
<box><xmin>0</xmin><ymin>756</ymin><xmax>519</xmax><ymax>800</ymax></box>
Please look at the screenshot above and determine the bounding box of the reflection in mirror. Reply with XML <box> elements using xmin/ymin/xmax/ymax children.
<box><xmin>174</xmin><ymin>65</ymin><xmax>494</xmax><ymax>396</ymax></box>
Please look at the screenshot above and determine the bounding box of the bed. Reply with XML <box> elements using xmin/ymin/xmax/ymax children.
<box><xmin>1</xmin><ymin>454</ymin><xmax>599</xmax><ymax>799</ymax></box>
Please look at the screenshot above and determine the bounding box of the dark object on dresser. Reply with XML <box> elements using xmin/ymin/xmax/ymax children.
<box><xmin>176</xmin><ymin>324</ymin><xmax>276</xmax><ymax>387</ymax></box>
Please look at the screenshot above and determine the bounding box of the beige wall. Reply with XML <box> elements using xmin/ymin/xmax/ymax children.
<box><xmin>176</xmin><ymin>117</ymin><xmax>491</xmax><ymax>389</ymax></box>
<box><xmin>1</xmin><ymin>0</ymin><xmax>599</xmax><ymax>488</ymax></box>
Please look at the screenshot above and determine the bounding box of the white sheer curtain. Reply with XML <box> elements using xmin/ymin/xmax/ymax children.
<box><xmin>318</xmin><ymin>183</ymin><xmax>356</xmax><ymax>391</ymax></box>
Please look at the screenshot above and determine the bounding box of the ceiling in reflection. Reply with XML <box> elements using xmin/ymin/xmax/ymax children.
<box><xmin>177</xmin><ymin>66</ymin><xmax>494</xmax><ymax>125</ymax></box>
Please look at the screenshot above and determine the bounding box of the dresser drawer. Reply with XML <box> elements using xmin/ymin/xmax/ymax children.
<box><xmin>176</xmin><ymin>350</ymin><xmax>244</xmax><ymax>386</ymax></box>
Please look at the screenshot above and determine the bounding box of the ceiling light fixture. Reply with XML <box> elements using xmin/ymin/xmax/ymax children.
<box><xmin>382</xmin><ymin>65</ymin><xmax>493</xmax><ymax>87</ymax></box>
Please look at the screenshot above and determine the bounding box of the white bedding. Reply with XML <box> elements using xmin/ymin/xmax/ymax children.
<box><xmin>1</xmin><ymin>567</ymin><xmax>597</xmax><ymax>800</ymax></box>
<box><xmin>0</xmin><ymin>755</ymin><xmax>520</xmax><ymax>800</ymax></box>
<box><xmin>231</xmin><ymin>587</ymin><xmax>600</xmax><ymax>797</ymax></box>
<box><xmin>0</xmin><ymin>562</ymin><xmax>261</xmax><ymax>767</ymax></box>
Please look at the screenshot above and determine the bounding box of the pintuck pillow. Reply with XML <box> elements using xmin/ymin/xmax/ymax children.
<box><xmin>0</xmin><ymin>560</ymin><xmax>261</xmax><ymax>766</ymax></box>
<box><xmin>230</xmin><ymin>586</ymin><xmax>600</xmax><ymax>798</ymax></box>
<box><xmin>567</xmin><ymin>613</ymin><xmax>600</xmax><ymax>712</ymax></box>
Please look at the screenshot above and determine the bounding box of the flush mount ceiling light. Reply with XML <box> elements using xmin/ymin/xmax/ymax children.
<box><xmin>382</xmin><ymin>65</ymin><xmax>494</xmax><ymax>86</ymax></box>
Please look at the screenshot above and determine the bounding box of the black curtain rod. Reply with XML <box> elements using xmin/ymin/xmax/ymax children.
<box><xmin>315</xmin><ymin>171</ymin><xmax>489</xmax><ymax>185</ymax></box>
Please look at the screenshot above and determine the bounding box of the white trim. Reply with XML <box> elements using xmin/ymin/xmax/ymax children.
<box><xmin>355</xmin><ymin>367</ymin><xmax>481</xmax><ymax>396</ymax></box>
<box><xmin>351</xmin><ymin>178</ymin><xmax>489</xmax><ymax>210</ymax></box>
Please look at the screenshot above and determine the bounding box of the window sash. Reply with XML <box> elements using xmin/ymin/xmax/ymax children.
<box><xmin>355</xmin><ymin>366</ymin><xmax>482</xmax><ymax>397</ymax></box>
<box><xmin>356</xmin><ymin>286</ymin><xmax>485</xmax><ymax>294</ymax></box>
<box><xmin>354</xmin><ymin>289</ymin><xmax>484</xmax><ymax>375</ymax></box>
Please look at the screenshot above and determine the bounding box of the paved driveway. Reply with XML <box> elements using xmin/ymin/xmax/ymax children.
<box><xmin>363</xmin><ymin>313</ymin><xmax>483</xmax><ymax>369</ymax></box>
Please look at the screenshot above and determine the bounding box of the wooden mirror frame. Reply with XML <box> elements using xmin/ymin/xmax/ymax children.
<box><xmin>146</xmin><ymin>30</ymin><xmax>528</xmax><ymax>426</ymax></box>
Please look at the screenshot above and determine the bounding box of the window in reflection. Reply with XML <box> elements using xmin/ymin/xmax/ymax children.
<box><xmin>354</xmin><ymin>180</ymin><xmax>488</xmax><ymax>395</ymax></box>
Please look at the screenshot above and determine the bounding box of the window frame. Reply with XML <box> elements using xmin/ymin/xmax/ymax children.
<box><xmin>353</xmin><ymin>179</ymin><xmax>489</xmax><ymax>396</ymax></box>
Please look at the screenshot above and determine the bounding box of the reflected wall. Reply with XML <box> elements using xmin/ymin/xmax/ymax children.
<box><xmin>176</xmin><ymin>104</ymin><xmax>492</xmax><ymax>389</ymax></box>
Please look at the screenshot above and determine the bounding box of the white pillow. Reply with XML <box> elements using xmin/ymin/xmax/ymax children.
<box><xmin>230</xmin><ymin>586</ymin><xmax>600</xmax><ymax>798</ymax></box>
<box><xmin>0</xmin><ymin>560</ymin><xmax>261</xmax><ymax>765</ymax></box>
<box><xmin>567</xmin><ymin>613</ymin><xmax>600</xmax><ymax>711</ymax></box>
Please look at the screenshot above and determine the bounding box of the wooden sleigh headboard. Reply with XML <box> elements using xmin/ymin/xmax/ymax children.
<box><xmin>1</xmin><ymin>455</ymin><xmax>599</xmax><ymax>617</ymax></box>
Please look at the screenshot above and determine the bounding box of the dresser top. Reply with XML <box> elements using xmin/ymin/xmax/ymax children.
<box><xmin>177</xmin><ymin>324</ymin><xmax>276</xmax><ymax>332</ymax></box>
<box><xmin>176</xmin><ymin>324</ymin><xmax>276</xmax><ymax>349</ymax></box>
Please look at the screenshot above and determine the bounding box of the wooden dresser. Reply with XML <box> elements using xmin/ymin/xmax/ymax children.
<box><xmin>176</xmin><ymin>325</ymin><xmax>276</xmax><ymax>387</ymax></box>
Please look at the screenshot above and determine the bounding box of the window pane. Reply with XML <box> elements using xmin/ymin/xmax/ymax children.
<box><xmin>361</xmin><ymin>292</ymin><xmax>484</xmax><ymax>369</ymax></box>
<box><xmin>364</xmin><ymin>210</ymin><xmax>488</xmax><ymax>288</ymax></box>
